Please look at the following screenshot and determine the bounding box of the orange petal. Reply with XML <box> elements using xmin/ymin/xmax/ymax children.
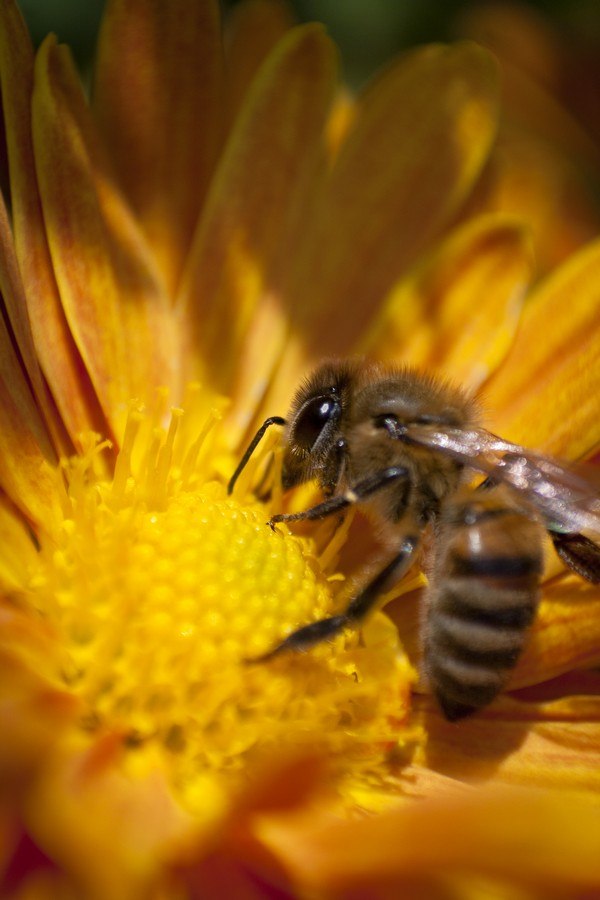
<box><xmin>0</xmin><ymin>607</ymin><xmax>78</xmax><ymax>782</ymax></box>
<box><xmin>0</xmin><ymin>182</ymin><xmax>67</xmax><ymax>455</ymax></box>
<box><xmin>464</xmin><ymin>125</ymin><xmax>600</xmax><ymax>275</ymax></box>
<box><xmin>93</xmin><ymin>0</ymin><xmax>225</xmax><ymax>296</ymax></box>
<box><xmin>25</xmin><ymin>737</ymin><xmax>202</xmax><ymax>899</ymax></box>
<box><xmin>325</xmin><ymin>88</ymin><xmax>357</xmax><ymax>160</ymax></box>
<box><xmin>0</xmin><ymin>0</ymin><xmax>106</xmax><ymax>446</ymax></box>
<box><xmin>173</xmin><ymin>751</ymin><xmax>327</xmax><ymax>899</ymax></box>
<box><xmin>511</xmin><ymin>669</ymin><xmax>600</xmax><ymax>704</ymax></box>
<box><xmin>262</xmin><ymin>784</ymin><xmax>600</xmax><ymax>894</ymax></box>
<box><xmin>178</xmin><ymin>25</ymin><xmax>337</xmax><ymax>418</ymax></box>
<box><xmin>483</xmin><ymin>237</ymin><xmax>600</xmax><ymax>457</ymax></box>
<box><xmin>457</xmin><ymin>7</ymin><xmax>600</xmax><ymax>274</ymax></box>
<box><xmin>288</xmin><ymin>41</ymin><xmax>500</xmax><ymax>358</ymax></box>
<box><xmin>412</xmin><ymin>692</ymin><xmax>600</xmax><ymax>794</ymax></box>
<box><xmin>458</xmin><ymin>2</ymin><xmax>565</xmax><ymax>89</ymax></box>
<box><xmin>510</xmin><ymin>574</ymin><xmax>600</xmax><ymax>689</ymax></box>
<box><xmin>389</xmin><ymin>569</ymin><xmax>600</xmax><ymax>698</ymax></box>
<box><xmin>460</xmin><ymin>4</ymin><xmax>600</xmax><ymax>169</ymax></box>
<box><xmin>225</xmin><ymin>0</ymin><xmax>295</xmax><ymax>123</ymax></box>
<box><xmin>256</xmin><ymin>42</ymin><xmax>500</xmax><ymax>419</ymax></box>
<box><xmin>32</xmin><ymin>36</ymin><xmax>178</xmax><ymax>437</ymax></box>
<box><xmin>363</xmin><ymin>214</ymin><xmax>534</xmax><ymax>390</ymax></box>
<box><xmin>0</xmin><ymin>499</ymin><xmax>38</xmax><ymax>591</ymax></box>
<box><xmin>0</xmin><ymin>314</ymin><xmax>59</xmax><ymax>524</ymax></box>
<box><xmin>0</xmin><ymin>823</ymin><xmax>66</xmax><ymax>897</ymax></box>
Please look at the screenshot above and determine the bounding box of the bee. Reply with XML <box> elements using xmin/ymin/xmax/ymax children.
<box><xmin>228</xmin><ymin>359</ymin><xmax>600</xmax><ymax>720</ymax></box>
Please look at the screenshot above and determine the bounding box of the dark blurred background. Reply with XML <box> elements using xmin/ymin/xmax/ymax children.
<box><xmin>18</xmin><ymin>0</ymin><xmax>600</xmax><ymax>86</ymax></box>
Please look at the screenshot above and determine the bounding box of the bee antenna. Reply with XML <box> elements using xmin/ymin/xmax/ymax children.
<box><xmin>227</xmin><ymin>416</ymin><xmax>286</xmax><ymax>496</ymax></box>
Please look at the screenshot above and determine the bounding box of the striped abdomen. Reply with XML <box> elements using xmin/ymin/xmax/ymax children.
<box><xmin>424</xmin><ymin>488</ymin><xmax>544</xmax><ymax>721</ymax></box>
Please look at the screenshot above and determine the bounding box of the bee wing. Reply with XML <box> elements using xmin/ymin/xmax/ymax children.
<box><xmin>404</xmin><ymin>424</ymin><xmax>600</xmax><ymax>537</ymax></box>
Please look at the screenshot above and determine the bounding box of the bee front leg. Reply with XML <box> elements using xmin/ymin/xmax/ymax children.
<box><xmin>268</xmin><ymin>466</ymin><xmax>408</xmax><ymax>528</ymax></box>
<box><xmin>253</xmin><ymin>535</ymin><xmax>419</xmax><ymax>661</ymax></box>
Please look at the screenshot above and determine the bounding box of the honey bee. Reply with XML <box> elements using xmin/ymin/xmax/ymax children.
<box><xmin>228</xmin><ymin>360</ymin><xmax>600</xmax><ymax>720</ymax></box>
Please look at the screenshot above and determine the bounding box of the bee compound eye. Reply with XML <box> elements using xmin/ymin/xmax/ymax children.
<box><xmin>294</xmin><ymin>396</ymin><xmax>339</xmax><ymax>451</ymax></box>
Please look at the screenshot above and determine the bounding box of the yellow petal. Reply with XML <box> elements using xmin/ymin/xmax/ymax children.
<box><xmin>363</xmin><ymin>214</ymin><xmax>533</xmax><ymax>390</ymax></box>
<box><xmin>288</xmin><ymin>41</ymin><xmax>500</xmax><ymax>357</ymax></box>
<box><xmin>0</xmin><ymin>0</ymin><xmax>107</xmax><ymax>445</ymax></box>
<box><xmin>484</xmin><ymin>237</ymin><xmax>600</xmax><ymax>457</ymax></box>
<box><xmin>178</xmin><ymin>25</ymin><xmax>337</xmax><ymax>419</ymax></box>
<box><xmin>93</xmin><ymin>0</ymin><xmax>225</xmax><ymax>295</ymax></box>
<box><xmin>32</xmin><ymin>36</ymin><xmax>178</xmax><ymax>435</ymax></box>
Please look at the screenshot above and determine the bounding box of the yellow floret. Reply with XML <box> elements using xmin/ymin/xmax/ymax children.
<box><xmin>27</xmin><ymin>388</ymin><xmax>414</xmax><ymax>812</ymax></box>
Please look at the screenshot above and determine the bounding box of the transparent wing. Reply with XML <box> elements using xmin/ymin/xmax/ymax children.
<box><xmin>404</xmin><ymin>424</ymin><xmax>600</xmax><ymax>537</ymax></box>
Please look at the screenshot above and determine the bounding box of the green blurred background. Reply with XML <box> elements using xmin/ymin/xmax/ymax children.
<box><xmin>18</xmin><ymin>0</ymin><xmax>600</xmax><ymax>86</ymax></box>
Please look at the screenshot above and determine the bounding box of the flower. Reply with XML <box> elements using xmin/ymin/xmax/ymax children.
<box><xmin>0</xmin><ymin>0</ymin><xmax>599</xmax><ymax>897</ymax></box>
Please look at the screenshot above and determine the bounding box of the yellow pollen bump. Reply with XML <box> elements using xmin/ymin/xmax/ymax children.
<box><xmin>29</xmin><ymin>386</ymin><xmax>413</xmax><ymax>809</ymax></box>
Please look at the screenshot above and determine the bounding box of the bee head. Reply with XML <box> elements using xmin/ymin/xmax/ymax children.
<box><xmin>282</xmin><ymin>360</ymin><xmax>358</xmax><ymax>491</ymax></box>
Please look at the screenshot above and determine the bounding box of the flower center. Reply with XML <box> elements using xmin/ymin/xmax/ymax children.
<box><xmin>31</xmin><ymin>389</ymin><xmax>414</xmax><ymax>810</ymax></box>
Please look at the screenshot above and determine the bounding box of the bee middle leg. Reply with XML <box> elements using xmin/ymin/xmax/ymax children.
<box><xmin>254</xmin><ymin>535</ymin><xmax>419</xmax><ymax>661</ymax></box>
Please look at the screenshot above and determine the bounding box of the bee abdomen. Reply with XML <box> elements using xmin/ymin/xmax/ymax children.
<box><xmin>424</xmin><ymin>492</ymin><xmax>543</xmax><ymax>721</ymax></box>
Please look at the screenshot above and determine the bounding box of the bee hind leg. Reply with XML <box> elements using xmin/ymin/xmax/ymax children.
<box><xmin>550</xmin><ymin>531</ymin><xmax>600</xmax><ymax>583</ymax></box>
